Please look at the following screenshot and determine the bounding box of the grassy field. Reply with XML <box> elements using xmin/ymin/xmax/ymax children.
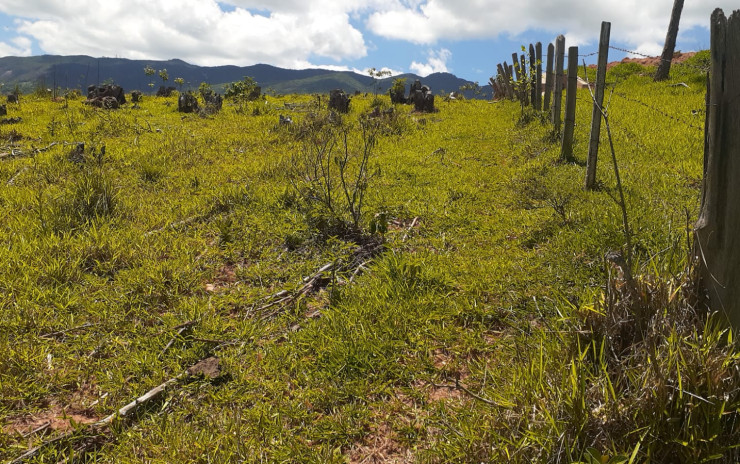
<box><xmin>1</xmin><ymin>53</ymin><xmax>739</xmax><ymax>463</ymax></box>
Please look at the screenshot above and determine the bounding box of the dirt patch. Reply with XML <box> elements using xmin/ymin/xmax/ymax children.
<box><xmin>4</xmin><ymin>405</ymin><xmax>99</xmax><ymax>436</ymax></box>
<box><xmin>204</xmin><ymin>264</ymin><xmax>238</xmax><ymax>292</ymax></box>
<box><xmin>187</xmin><ymin>356</ymin><xmax>221</xmax><ymax>379</ymax></box>
<box><xmin>346</xmin><ymin>422</ymin><xmax>414</xmax><ymax>464</ymax></box>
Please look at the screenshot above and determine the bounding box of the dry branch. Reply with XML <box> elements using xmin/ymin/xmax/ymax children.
<box><xmin>9</xmin><ymin>355</ymin><xmax>221</xmax><ymax>463</ymax></box>
<box><xmin>402</xmin><ymin>217</ymin><xmax>419</xmax><ymax>242</ymax></box>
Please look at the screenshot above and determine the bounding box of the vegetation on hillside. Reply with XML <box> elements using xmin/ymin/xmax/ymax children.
<box><xmin>0</xmin><ymin>54</ymin><xmax>738</xmax><ymax>463</ymax></box>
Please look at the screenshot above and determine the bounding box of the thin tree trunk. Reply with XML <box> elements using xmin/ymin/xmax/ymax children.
<box><xmin>655</xmin><ymin>0</ymin><xmax>685</xmax><ymax>81</ymax></box>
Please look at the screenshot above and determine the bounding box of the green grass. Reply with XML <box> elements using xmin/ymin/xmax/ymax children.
<box><xmin>1</xmin><ymin>56</ymin><xmax>738</xmax><ymax>463</ymax></box>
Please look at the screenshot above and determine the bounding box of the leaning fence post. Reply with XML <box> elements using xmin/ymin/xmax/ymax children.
<box><xmin>544</xmin><ymin>43</ymin><xmax>554</xmax><ymax>112</ymax></box>
<box><xmin>552</xmin><ymin>35</ymin><xmax>566</xmax><ymax>131</ymax></box>
<box><xmin>695</xmin><ymin>8</ymin><xmax>740</xmax><ymax>329</ymax></box>
<box><xmin>535</xmin><ymin>42</ymin><xmax>543</xmax><ymax>111</ymax></box>
<box><xmin>560</xmin><ymin>46</ymin><xmax>579</xmax><ymax>162</ymax></box>
<box><xmin>585</xmin><ymin>21</ymin><xmax>611</xmax><ymax>190</ymax></box>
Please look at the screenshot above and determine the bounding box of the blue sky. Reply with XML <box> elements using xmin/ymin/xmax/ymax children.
<box><xmin>0</xmin><ymin>1</ymin><xmax>730</xmax><ymax>83</ymax></box>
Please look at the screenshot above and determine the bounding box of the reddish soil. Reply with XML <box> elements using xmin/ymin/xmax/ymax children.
<box><xmin>596</xmin><ymin>51</ymin><xmax>697</xmax><ymax>70</ymax></box>
<box><xmin>4</xmin><ymin>405</ymin><xmax>99</xmax><ymax>436</ymax></box>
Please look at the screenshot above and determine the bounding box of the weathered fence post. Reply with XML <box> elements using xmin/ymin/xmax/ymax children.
<box><xmin>552</xmin><ymin>35</ymin><xmax>566</xmax><ymax>131</ymax></box>
<box><xmin>535</xmin><ymin>42</ymin><xmax>543</xmax><ymax>111</ymax></box>
<box><xmin>695</xmin><ymin>8</ymin><xmax>740</xmax><ymax>329</ymax></box>
<box><xmin>560</xmin><ymin>46</ymin><xmax>579</xmax><ymax>162</ymax></box>
<box><xmin>585</xmin><ymin>21</ymin><xmax>612</xmax><ymax>190</ymax></box>
<box><xmin>502</xmin><ymin>61</ymin><xmax>514</xmax><ymax>99</ymax></box>
<box><xmin>529</xmin><ymin>44</ymin><xmax>537</xmax><ymax>107</ymax></box>
<box><xmin>655</xmin><ymin>0</ymin><xmax>685</xmax><ymax>81</ymax></box>
<box><xmin>495</xmin><ymin>63</ymin><xmax>506</xmax><ymax>99</ymax></box>
<box><xmin>520</xmin><ymin>53</ymin><xmax>530</xmax><ymax>106</ymax></box>
<box><xmin>512</xmin><ymin>53</ymin><xmax>522</xmax><ymax>102</ymax></box>
<box><xmin>544</xmin><ymin>43</ymin><xmax>554</xmax><ymax>112</ymax></box>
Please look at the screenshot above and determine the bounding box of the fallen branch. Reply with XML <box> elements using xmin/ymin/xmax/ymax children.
<box><xmin>158</xmin><ymin>321</ymin><xmax>196</xmax><ymax>359</ymax></box>
<box><xmin>144</xmin><ymin>215</ymin><xmax>204</xmax><ymax>237</ymax></box>
<box><xmin>9</xmin><ymin>355</ymin><xmax>222</xmax><ymax>464</ymax></box>
<box><xmin>6</xmin><ymin>166</ymin><xmax>29</xmax><ymax>185</ymax></box>
<box><xmin>431</xmin><ymin>380</ymin><xmax>509</xmax><ymax>408</ymax></box>
<box><xmin>258</xmin><ymin>262</ymin><xmax>335</xmax><ymax>320</ymax></box>
<box><xmin>39</xmin><ymin>322</ymin><xmax>97</xmax><ymax>340</ymax></box>
<box><xmin>402</xmin><ymin>217</ymin><xmax>419</xmax><ymax>242</ymax></box>
<box><xmin>34</xmin><ymin>142</ymin><xmax>59</xmax><ymax>153</ymax></box>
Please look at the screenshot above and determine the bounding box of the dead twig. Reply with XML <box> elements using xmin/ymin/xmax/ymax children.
<box><xmin>402</xmin><ymin>216</ymin><xmax>419</xmax><ymax>242</ymax></box>
<box><xmin>9</xmin><ymin>355</ymin><xmax>223</xmax><ymax>464</ymax></box>
<box><xmin>20</xmin><ymin>422</ymin><xmax>51</xmax><ymax>438</ymax></box>
<box><xmin>144</xmin><ymin>215</ymin><xmax>203</xmax><ymax>237</ymax></box>
<box><xmin>7</xmin><ymin>166</ymin><xmax>29</xmax><ymax>185</ymax></box>
<box><xmin>431</xmin><ymin>380</ymin><xmax>508</xmax><ymax>408</ymax></box>
<box><xmin>158</xmin><ymin>322</ymin><xmax>196</xmax><ymax>360</ymax></box>
<box><xmin>39</xmin><ymin>322</ymin><xmax>97</xmax><ymax>340</ymax></box>
<box><xmin>258</xmin><ymin>262</ymin><xmax>335</xmax><ymax>320</ymax></box>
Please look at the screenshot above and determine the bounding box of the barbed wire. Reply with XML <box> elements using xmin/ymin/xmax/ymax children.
<box><xmin>608</xmin><ymin>46</ymin><xmax>709</xmax><ymax>73</ymax></box>
<box><xmin>608</xmin><ymin>115</ymin><xmax>703</xmax><ymax>170</ymax></box>
<box><xmin>611</xmin><ymin>91</ymin><xmax>704</xmax><ymax>131</ymax></box>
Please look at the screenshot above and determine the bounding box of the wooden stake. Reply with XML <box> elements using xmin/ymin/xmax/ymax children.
<box><xmin>585</xmin><ymin>21</ymin><xmax>611</xmax><ymax>189</ymax></box>
<box><xmin>552</xmin><ymin>35</ymin><xmax>566</xmax><ymax>130</ymax></box>
<box><xmin>560</xmin><ymin>46</ymin><xmax>579</xmax><ymax>162</ymax></box>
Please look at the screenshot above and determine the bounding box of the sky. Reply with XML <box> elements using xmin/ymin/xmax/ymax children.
<box><xmin>0</xmin><ymin>1</ymin><xmax>735</xmax><ymax>83</ymax></box>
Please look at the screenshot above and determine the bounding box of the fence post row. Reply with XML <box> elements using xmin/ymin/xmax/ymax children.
<box><xmin>585</xmin><ymin>21</ymin><xmax>612</xmax><ymax>190</ymax></box>
<box><xmin>552</xmin><ymin>35</ymin><xmax>566</xmax><ymax>131</ymax></box>
<box><xmin>695</xmin><ymin>8</ymin><xmax>740</xmax><ymax>329</ymax></box>
<box><xmin>560</xmin><ymin>46</ymin><xmax>579</xmax><ymax>161</ymax></box>
<box><xmin>544</xmin><ymin>43</ymin><xmax>554</xmax><ymax>112</ymax></box>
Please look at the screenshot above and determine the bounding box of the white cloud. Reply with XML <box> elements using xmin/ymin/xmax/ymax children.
<box><xmin>367</xmin><ymin>0</ymin><xmax>737</xmax><ymax>53</ymax></box>
<box><xmin>0</xmin><ymin>0</ymin><xmax>369</xmax><ymax>67</ymax></box>
<box><xmin>410</xmin><ymin>48</ymin><xmax>450</xmax><ymax>76</ymax></box>
<box><xmin>0</xmin><ymin>36</ymin><xmax>32</xmax><ymax>57</ymax></box>
<box><xmin>0</xmin><ymin>0</ymin><xmax>735</xmax><ymax>70</ymax></box>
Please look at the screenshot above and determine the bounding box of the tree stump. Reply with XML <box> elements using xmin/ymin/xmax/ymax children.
<box><xmin>131</xmin><ymin>91</ymin><xmax>143</xmax><ymax>103</ymax></box>
<box><xmin>203</xmin><ymin>93</ymin><xmax>223</xmax><ymax>113</ymax></box>
<box><xmin>157</xmin><ymin>86</ymin><xmax>176</xmax><ymax>97</ymax></box>
<box><xmin>87</xmin><ymin>85</ymin><xmax>126</xmax><ymax>106</ymax></box>
<box><xmin>178</xmin><ymin>93</ymin><xmax>199</xmax><ymax>113</ymax></box>
<box><xmin>328</xmin><ymin>89</ymin><xmax>350</xmax><ymax>113</ymax></box>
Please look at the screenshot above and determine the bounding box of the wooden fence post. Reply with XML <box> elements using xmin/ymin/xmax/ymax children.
<box><xmin>552</xmin><ymin>35</ymin><xmax>566</xmax><ymax>131</ymax></box>
<box><xmin>520</xmin><ymin>53</ymin><xmax>530</xmax><ymax>106</ymax></box>
<box><xmin>512</xmin><ymin>53</ymin><xmax>522</xmax><ymax>102</ymax></box>
<box><xmin>502</xmin><ymin>61</ymin><xmax>514</xmax><ymax>99</ymax></box>
<box><xmin>560</xmin><ymin>46</ymin><xmax>579</xmax><ymax>162</ymax></box>
<box><xmin>585</xmin><ymin>21</ymin><xmax>611</xmax><ymax>190</ymax></box>
<box><xmin>544</xmin><ymin>43</ymin><xmax>554</xmax><ymax>112</ymax></box>
<box><xmin>529</xmin><ymin>44</ymin><xmax>537</xmax><ymax>106</ymax></box>
<box><xmin>695</xmin><ymin>8</ymin><xmax>740</xmax><ymax>329</ymax></box>
<box><xmin>535</xmin><ymin>42</ymin><xmax>543</xmax><ymax>111</ymax></box>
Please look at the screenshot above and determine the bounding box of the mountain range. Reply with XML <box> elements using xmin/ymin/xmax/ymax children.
<box><xmin>0</xmin><ymin>55</ymin><xmax>493</xmax><ymax>99</ymax></box>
